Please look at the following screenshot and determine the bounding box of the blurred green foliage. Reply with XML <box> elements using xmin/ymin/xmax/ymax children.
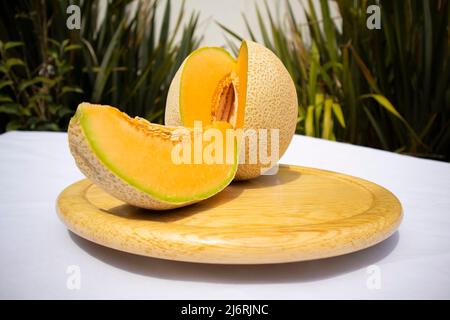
<box><xmin>220</xmin><ymin>0</ymin><xmax>449</xmax><ymax>160</ymax></box>
<box><xmin>0</xmin><ymin>0</ymin><xmax>201</xmax><ymax>131</ymax></box>
<box><xmin>1</xmin><ymin>0</ymin><xmax>448</xmax><ymax>161</ymax></box>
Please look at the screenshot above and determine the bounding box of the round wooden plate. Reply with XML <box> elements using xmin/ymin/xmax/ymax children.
<box><xmin>57</xmin><ymin>165</ymin><xmax>402</xmax><ymax>264</ymax></box>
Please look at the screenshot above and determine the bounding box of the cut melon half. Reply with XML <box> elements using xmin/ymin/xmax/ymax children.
<box><xmin>166</xmin><ymin>46</ymin><xmax>246</xmax><ymax>129</ymax></box>
<box><xmin>68</xmin><ymin>103</ymin><xmax>237</xmax><ymax>210</ymax></box>
<box><xmin>165</xmin><ymin>40</ymin><xmax>298</xmax><ymax>180</ymax></box>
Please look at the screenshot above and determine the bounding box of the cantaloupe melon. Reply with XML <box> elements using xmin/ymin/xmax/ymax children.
<box><xmin>165</xmin><ymin>40</ymin><xmax>298</xmax><ymax>180</ymax></box>
<box><xmin>68</xmin><ymin>103</ymin><xmax>237</xmax><ymax>210</ymax></box>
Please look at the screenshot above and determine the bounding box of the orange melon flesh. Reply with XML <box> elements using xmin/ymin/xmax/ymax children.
<box><xmin>235</xmin><ymin>42</ymin><xmax>248</xmax><ymax>129</ymax></box>
<box><xmin>74</xmin><ymin>104</ymin><xmax>236</xmax><ymax>204</ymax></box>
<box><xmin>179</xmin><ymin>45</ymin><xmax>247</xmax><ymax>129</ymax></box>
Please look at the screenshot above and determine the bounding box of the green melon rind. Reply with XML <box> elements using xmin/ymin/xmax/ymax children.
<box><xmin>70</xmin><ymin>105</ymin><xmax>237</xmax><ymax>209</ymax></box>
<box><xmin>79</xmin><ymin>108</ymin><xmax>238</xmax><ymax>203</ymax></box>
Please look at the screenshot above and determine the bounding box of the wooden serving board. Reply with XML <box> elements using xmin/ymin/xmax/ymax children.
<box><xmin>57</xmin><ymin>165</ymin><xmax>402</xmax><ymax>264</ymax></box>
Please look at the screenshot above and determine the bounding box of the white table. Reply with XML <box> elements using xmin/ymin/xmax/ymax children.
<box><xmin>0</xmin><ymin>131</ymin><xmax>449</xmax><ymax>299</ymax></box>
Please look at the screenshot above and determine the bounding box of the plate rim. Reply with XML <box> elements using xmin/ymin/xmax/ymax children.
<box><xmin>57</xmin><ymin>165</ymin><xmax>403</xmax><ymax>264</ymax></box>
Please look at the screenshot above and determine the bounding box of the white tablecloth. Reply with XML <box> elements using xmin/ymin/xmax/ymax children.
<box><xmin>0</xmin><ymin>131</ymin><xmax>449</xmax><ymax>299</ymax></box>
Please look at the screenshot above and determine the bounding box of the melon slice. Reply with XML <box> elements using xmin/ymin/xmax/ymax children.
<box><xmin>165</xmin><ymin>40</ymin><xmax>298</xmax><ymax>180</ymax></box>
<box><xmin>68</xmin><ymin>103</ymin><xmax>237</xmax><ymax>210</ymax></box>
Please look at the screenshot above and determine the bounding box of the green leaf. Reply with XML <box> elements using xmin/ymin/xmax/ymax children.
<box><xmin>159</xmin><ymin>0</ymin><xmax>171</xmax><ymax>46</ymax></box>
<box><xmin>360</xmin><ymin>94</ymin><xmax>403</xmax><ymax>121</ymax></box>
<box><xmin>350</xmin><ymin>46</ymin><xmax>380</xmax><ymax>93</ymax></box>
<box><xmin>305</xmin><ymin>105</ymin><xmax>315</xmax><ymax>136</ymax></box>
<box><xmin>28</xmin><ymin>93</ymin><xmax>52</xmax><ymax>104</ymax></box>
<box><xmin>322</xmin><ymin>98</ymin><xmax>333</xmax><ymax>139</ymax></box>
<box><xmin>147</xmin><ymin>108</ymin><xmax>164</xmax><ymax>122</ymax></box>
<box><xmin>0</xmin><ymin>95</ymin><xmax>13</xmax><ymax>103</ymax></box>
<box><xmin>242</xmin><ymin>14</ymin><xmax>256</xmax><ymax>41</ymax></box>
<box><xmin>48</xmin><ymin>104</ymin><xmax>61</xmax><ymax>115</ymax></box>
<box><xmin>305</xmin><ymin>0</ymin><xmax>325</xmax><ymax>53</ymax></box>
<box><xmin>216</xmin><ymin>21</ymin><xmax>243</xmax><ymax>42</ymax></box>
<box><xmin>61</xmin><ymin>39</ymin><xmax>70</xmax><ymax>49</ymax></box>
<box><xmin>224</xmin><ymin>37</ymin><xmax>239</xmax><ymax>56</ymax></box>
<box><xmin>360</xmin><ymin>94</ymin><xmax>424</xmax><ymax>147</ymax></box>
<box><xmin>168</xmin><ymin>0</ymin><xmax>185</xmax><ymax>47</ymax></box>
<box><xmin>422</xmin><ymin>0</ymin><xmax>432</xmax><ymax>107</ymax></box>
<box><xmin>0</xmin><ymin>104</ymin><xmax>21</xmax><ymax>115</ymax></box>
<box><xmin>61</xmin><ymin>86</ymin><xmax>83</xmax><ymax>95</ymax></box>
<box><xmin>286</xmin><ymin>0</ymin><xmax>299</xmax><ymax>35</ymax></box>
<box><xmin>18</xmin><ymin>77</ymin><xmax>55</xmax><ymax>91</ymax></box>
<box><xmin>6</xmin><ymin>58</ymin><xmax>25</xmax><ymax>69</ymax></box>
<box><xmin>363</xmin><ymin>106</ymin><xmax>389</xmax><ymax>150</ymax></box>
<box><xmin>48</xmin><ymin>49</ymin><xmax>59</xmax><ymax>60</ymax></box>
<box><xmin>37</xmin><ymin>123</ymin><xmax>60</xmax><ymax>131</ymax></box>
<box><xmin>315</xmin><ymin>93</ymin><xmax>324</xmax><ymax>106</ymax></box>
<box><xmin>20</xmin><ymin>106</ymin><xmax>31</xmax><ymax>116</ymax></box>
<box><xmin>319</xmin><ymin>0</ymin><xmax>338</xmax><ymax>63</ymax></box>
<box><xmin>6</xmin><ymin>120</ymin><xmax>22</xmax><ymax>131</ymax></box>
<box><xmin>80</xmin><ymin>38</ymin><xmax>99</xmax><ymax>66</ymax></box>
<box><xmin>307</xmin><ymin>42</ymin><xmax>319</xmax><ymax>104</ymax></box>
<box><xmin>64</xmin><ymin>44</ymin><xmax>81</xmax><ymax>52</ymax></box>
<box><xmin>48</xmin><ymin>39</ymin><xmax>60</xmax><ymax>48</ymax></box>
<box><xmin>0</xmin><ymin>80</ymin><xmax>13</xmax><ymax>90</ymax></box>
<box><xmin>92</xmin><ymin>20</ymin><xmax>125</xmax><ymax>102</ymax></box>
<box><xmin>58</xmin><ymin>106</ymin><xmax>74</xmax><ymax>118</ymax></box>
<box><xmin>4</xmin><ymin>41</ymin><xmax>24</xmax><ymax>51</ymax></box>
<box><xmin>255</xmin><ymin>4</ymin><xmax>272</xmax><ymax>50</ymax></box>
<box><xmin>331</xmin><ymin>102</ymin><xmax>346</xmax><ymax>128</ymax></box>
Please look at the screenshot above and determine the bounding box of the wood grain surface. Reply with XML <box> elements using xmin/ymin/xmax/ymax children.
<box><xmin>56</xmin><ymin>165</ymin><xmax>402</xmax><ymax>264</ymax></box>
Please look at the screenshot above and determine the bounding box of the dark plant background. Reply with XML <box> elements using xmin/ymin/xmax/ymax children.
<box><xmin>1</xmin><ymin>0</ymin><xmax>449</xmax><ymax>161</ymax></box>
<box><xmin>0</xmin><ymin>0</ymin><xmax>201</xmax><ymax>131</ymax></box>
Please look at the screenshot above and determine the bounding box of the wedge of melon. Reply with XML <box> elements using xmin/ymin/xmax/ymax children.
<box><xmin>68</xmin><ymin>103</ymin><xmax>237</xmax><ymax>210</ymax></box>
<box><xmin>165</xmin><ymin>40</ymin><xmax>298</xmax><ymax>180</ymax></box>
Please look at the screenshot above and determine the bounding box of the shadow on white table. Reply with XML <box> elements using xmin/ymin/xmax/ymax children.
<box><xmin>68</xmin><ymin>230</ymin><xmax>400</xmax><ymax>284</ymax></box>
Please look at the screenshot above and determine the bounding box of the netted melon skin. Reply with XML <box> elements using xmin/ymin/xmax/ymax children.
<box><xmin>234</xmin><ymin>41</ymin><xmax>297</xmax><ymax>180</ymax></box>
<box><xmin>165</xmin><ymin>65</ymin><xmax>183</xmax><ymax>126</ymax></box>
